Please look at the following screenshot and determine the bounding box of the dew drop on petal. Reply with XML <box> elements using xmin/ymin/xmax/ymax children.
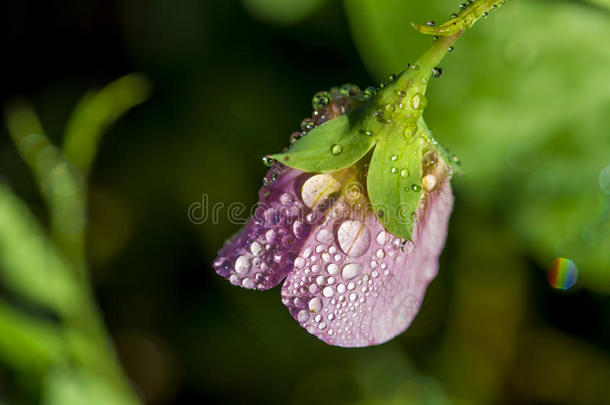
<box><xmin>342</xmin><ymin>263</ymin><xmax>363</xmax><ymax>280</ymax></box>
<box><xmin>337</xmin><ymin>220</ymin><xmax>371</xmax><ymax>258</ymax></box>
<box><xmin>323</xmin><ymin>286</ymin><xmax>335</xmax><ymax>297</ymax></box>
<box><xmin>327</xmin><ymin>263</ymin><xmax>339</xmax><ymax>275</ymax></box>
<box><xmin>308</xmin><ymin>297</ymin><xmax>323</xmax><ymax>312</ymax></box>
<box><xmin>235</xmin><ymin>255</ymin><xmax>251</xmax><ymax>274</ymax></box>
<box><xmin>242</xmin><ymin>277</ymin><xmax>254</xmax><ymax>288</ymax></box>
<box><xmin>376</xmin><ymin>231</ymin><xmax>388</xmax><ymax>246</ymax></box>
<box><xmin>297</xmin><ymin>310</ymin><xmax>309</xmax><ymax>323</ymax></box>
<box><xmin>250</xmin><ymin>242</ymin><xmax>263</xmax><ymax>256</ymax></box>
<box><xmin>400</xmin><ymin>240</ymin><xmax>414</xmax><ymax>255</ymax></box>
<box><xmin>301</xmin><ymin>174</ymin><xmax>341</xmax><ymax>209</ymax></box>
<box><xmin>294</xmin><ymin>257</ymin><xmax>306</xmax><ymax>269</ymax></box>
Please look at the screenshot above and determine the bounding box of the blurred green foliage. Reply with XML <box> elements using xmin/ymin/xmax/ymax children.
<box><xmin>346</xmin><ymin>0</ymin><xmax>610</xmax><ymax>292</ymax></box>
<box><xmin>1</xmin><ymin>76</ymin><xmax>149</xmax><ymax>404</ymax></box>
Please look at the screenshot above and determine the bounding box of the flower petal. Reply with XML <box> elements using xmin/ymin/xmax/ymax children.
<box><xmin>281</xmin><ymin>179</ymin><xmax>453</xmax><ymax>347</ymax></box>
<box><xmin>213</xmin><ymin>164</ymin><xmax>316</xmax><ymax>290</ymax></box>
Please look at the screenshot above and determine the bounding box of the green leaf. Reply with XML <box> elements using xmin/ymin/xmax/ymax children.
<box><xmin>367</xmin><ymin>127</ymin><xmax>425</xmax><ymax>241</ymax></box>
<box><xmin>271</xmin><ymin>108</ymin><xmax>376</xmax><ymax>173</ymax></box>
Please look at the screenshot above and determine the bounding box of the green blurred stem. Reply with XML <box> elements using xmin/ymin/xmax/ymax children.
<box><xmin>4</xmin><ymin>102</ymin><xmax>88</xmax><ymax>275</ymax></box>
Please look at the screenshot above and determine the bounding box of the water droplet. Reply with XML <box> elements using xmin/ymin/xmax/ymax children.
<box><xmin>262</xmin><ymin>155</ymin><xmax>274</xmax><ymax>167</ymax></box>
<box><xmin>309</xmin><ymin>297</ymin><xmax>323</xmax><ymax>312</ymax></box>
<box><xmin>401</xmin><ymin>240</ymin><xmax>415</xmax><ymax>254</ymax></box>
<box><xmin>323</xmin><ymin>286</ymin><xmax>335</xmax><ymax>297</ymax></box>
<box><xmin>349</xmin><ymin>293</ymin><xmax>357</xmax><ymax>302</ymax></box>
<box><xmin>301</xmin><ymin>174</ymin><xmax>341</xmax><ymax>209</ymax></box>
<box><xmin>376</xmin><ymin>231</ymin><xmax>388</xmax><ymax>246</ymax></box>
<box><xmin>250</xmin><ymin>242</ymin><xmax>263</xmax><ymax>256</ymax></box>
<box><xmin>297</xmin><ymin>310</ymin><xmax>309</xmax><ymax>322</ymax></box>
<box><xmin>376</xmin><ymin>249</ymin><xmax>385</xmax><ymax>259</ymax></box>
<box><xmin>432</xmin><ymin>66</ymin><xmax>443</xmax><ymax>78</ymax></box>
<box><xmin>410</xmin><ymin>93</ymin><xmax>427</xmax><ymax>110</ymax></box>
<box><xmin>363</xmin><ymin>86</ymin><xmax>377</xmax><ymax>100</ymax></box>
<box><xmin>426</xmin><ymin>20</ymin><xmax>435</xmax><ymax>26</ymax></box>
<box><xmin>235</xmin><ymin>256</ymin><xmax>251</xmax><ymax>274</ymax></box>
<box><xmin>400</xmin><ymin>168</ymin><xmax>409</xmax><ymax>177</ymax></box>
<box><xmin>342</xmin><ymin>263</ymin><xmax>362</xmax><ymax>280</ymax></box>
<box><xmin>312</xmin><ymin>91</ymin><xmax>331</xmax><ymax>109</ymax></box>
<box><xmin>295</xmin><ymin>257</ymin><xmax>306</xmax><ymax>269</ymax></box>
<box><xmin>331</xmin><ymin>144</ymin><xmax>343</xmax><ymax>155</ymax></box>
<box><xmin>411</xmin><ymin>184</ymin><xmax>422</xmax><ymax>192</ymax></box>
<box><xmin>301</xmin><ymin>118</ymin><xmax>315</xmax><ymax>131</ymax></box>
<box><xmin>422</xmin><ymin>174</ymin><xmax>438</xmax><ymax>191</ymax></box>
<box><xmin>340</xmin><ymin>84</ymin><xmax>361</xmax><ymax>97</ymax></box>
<box><xmin>337</xmin><ymin>220</ymin><xmax>371</xmax><ymax>258</ymax></box>
<box><xmin>289</xmin><ymin>131</ymin><xmax>303</xmax><ymax>144</ymax></box>
<box><xmin>242</xmin><ymin>277</ymin><xmax>254</xmax><ymax>288</ymax></box>
<box><xmin>391</xmin><ymin>167</ymin><xmax>398</xmax><ymax>174</ymax></box>
<box><xmin>337</xmin><ymin>284</ymin><xmax>346</xmax><ymax>294</ymax></box>
<box><xmin>404</xmin><ymin>121</ymin><xmax>418</xmax><ymax>137</ymax></box>
<box><xmin>448</xmin><ymin>46</ymin><xmax>454</xmax><ymax>52</ymax></box>
<box><xmin>391</xmin><ymin>155</ymin><xmax>398</xmax><ymax>161</ymax></box>
<box><xmin>327</xmin><ymin>263</ymin><xmax>339</xmax><ymax>275</ymax></box>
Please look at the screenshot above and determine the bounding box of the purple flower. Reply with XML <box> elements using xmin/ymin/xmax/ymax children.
<box><xmin>213</xmin><ymin>88</ymin><xmax>453</xmax><ymax>347</ymax></box>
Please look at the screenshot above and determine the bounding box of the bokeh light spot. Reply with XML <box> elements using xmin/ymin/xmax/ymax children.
<box><xmin>548</xmin><ymin>258</ymin><xmax>578</xmax><ymax>291</ymax></box>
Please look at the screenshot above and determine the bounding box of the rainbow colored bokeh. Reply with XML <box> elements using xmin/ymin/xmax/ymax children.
<box><xmin>548</xmin><ymin>258</ymin><xmax>578</xmax><ymax>290</ymax></box>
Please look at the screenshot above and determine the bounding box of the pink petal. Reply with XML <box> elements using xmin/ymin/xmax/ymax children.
<box><xmin>281</xmin><ymin>180</ymin><xmax>453</xmax><ymax>347</ymax></box>
<box><xmin>213</xmin><ymin>164</ymin><xmax>318</xmax><ymax>290</ymax></box>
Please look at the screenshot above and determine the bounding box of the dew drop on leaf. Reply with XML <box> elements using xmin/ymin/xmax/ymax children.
<box><xmin>330</xmin><ymin>144</ymin><xmax>343</xmax><ymax>155</ymax></box>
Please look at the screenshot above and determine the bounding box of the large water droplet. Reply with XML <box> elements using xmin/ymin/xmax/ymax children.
<box><xmin>235</xmin><ymin>255</ymin><xmax>251</xmax><ymax>274</ymax></box>
<box><xmin>294</xmin><ymin>257</ymin><xmax>306</xmax><ymax>269</ymax></box>
<box><xmin>422</xmin><ymin>174</ymin><xmax>438</xmax><ymax>191</ymax></box>
<box><xmin>301</xmin><ymin>174</ymin><xmax>341</xmax><ymax>209</ymax></box>
<box><xmin>327</xmin><ymin>263</ymin><xmax>339</xmax><ymax>275</ymax></box>
<box><xmin>337</xmin><ymin>220</ymin><xmax>371</xmax><ymax>258</ymax></box>
<box><xmin>410</xmin><ymin>93</ymin><xmax>427</xmax><ymax>110</ymax></box>
<box><xmin>331</xmin><ymin>144</ymin><xmax>343</xmax><ymax>155</ymax></box>
<box><xmin>309</xmin><ymin>297</ymin><xmax>323</xmax><ymax>312</ymax></box>
<box><xmin>376</xmin><ymin>231</ymin><xmax>388</xmax><ymax>246</ymax></box>
<box><xmin>323</xmin><ymin>286</ymin><xmax>335</xmax><ymax>297</ymax></box>
<box><xmin>342</xmin><ymin>263</ymin><xmax>362</xmax><ymax>280</ymax></box>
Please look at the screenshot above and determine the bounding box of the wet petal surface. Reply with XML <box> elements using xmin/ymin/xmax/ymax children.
<box><xmin>282</xmin><ymin>179</ymin><xmax>453</xmax><ymax>347</ymax></box>
<box><xmin>213</xmin><ymin>164</ymin><xmax>317</xmax><ymax>290</ymax></box>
